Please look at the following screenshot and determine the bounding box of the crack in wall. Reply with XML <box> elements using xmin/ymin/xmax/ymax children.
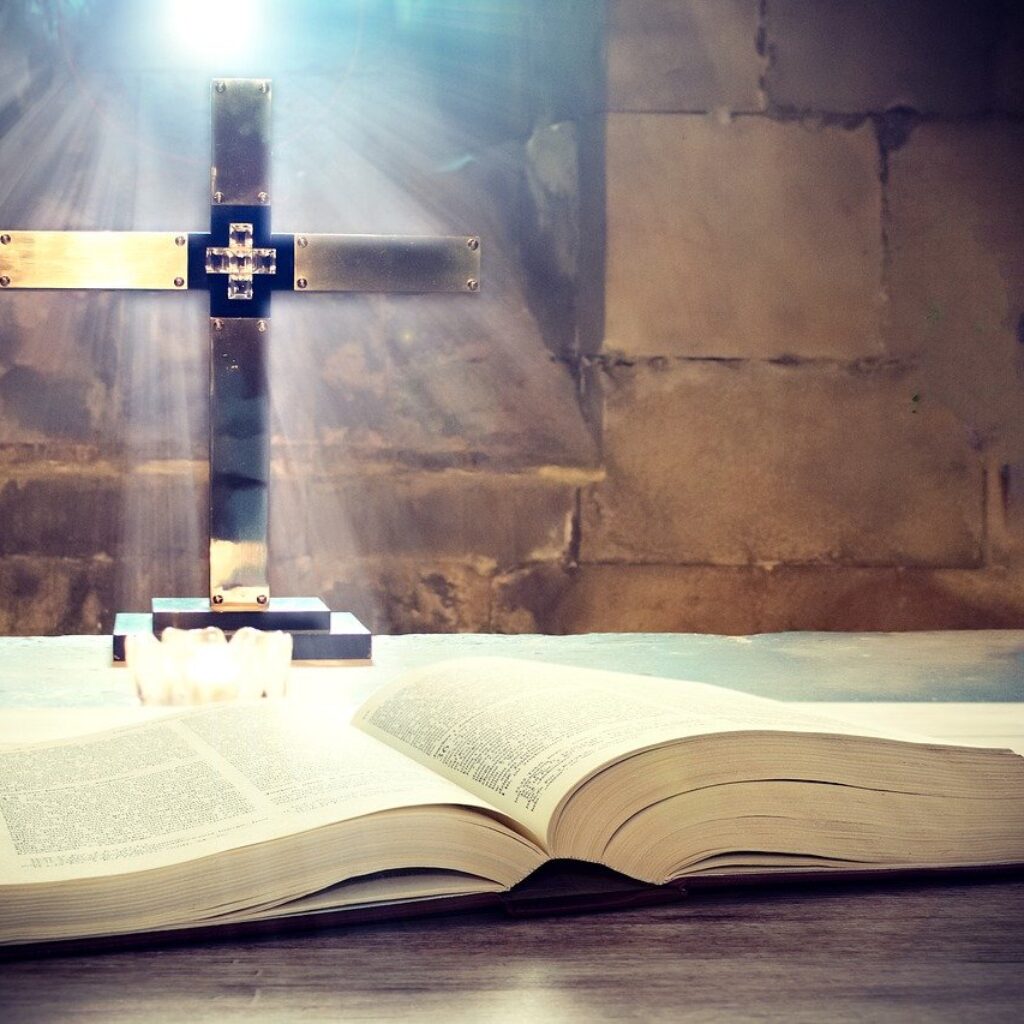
<box><xmin>556</xmin><ymin>353</ymin><xmax>914</xmax><ymax>375</ymax></box>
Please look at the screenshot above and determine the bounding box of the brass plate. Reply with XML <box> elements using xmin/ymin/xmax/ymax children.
<box><xmin>294</xmin><ymin>233</ymin><xmax>481</xmax><ymax>292</ymax></box>
<box><xmin>208</xmin><ymin>572</ymin><xmax>271</xmax><ymax>612</ymax></box>
<box><xmin>0</xmin><ymin>231</ymin><xmax>189</xmax><ymax>290</ymax></box>
<box><xmin>211</xmin><ymin>79</ymin><xmax>271</xmax><ymax>206</ymax></box>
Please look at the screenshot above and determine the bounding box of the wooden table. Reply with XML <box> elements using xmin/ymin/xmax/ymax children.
<box><xmin>1</xmin><ymin>631</ymin><xmax>1023</xmax><ymax>1023</ymax></box>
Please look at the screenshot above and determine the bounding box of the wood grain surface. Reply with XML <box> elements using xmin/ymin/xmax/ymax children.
<box><xmin>1</xmin><ymin>880</ymin><xmax>1023</xmax><ymax>1023</ymax></box>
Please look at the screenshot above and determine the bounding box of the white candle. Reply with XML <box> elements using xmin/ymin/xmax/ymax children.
<box><xmin>126</xmin><ymin>626</ymin><xmax>293</xmax><ymax>705</ymax></box>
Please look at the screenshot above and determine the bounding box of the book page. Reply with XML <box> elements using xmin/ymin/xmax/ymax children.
<box><xmin>0</xmin><ymin>701</ymin><xmax>504</xmax><ymax>886</ymax></box>
<box><xmin>353</xmin><ymin>657</ymin><xmax>928</xmax><ymax>845</ymax></box>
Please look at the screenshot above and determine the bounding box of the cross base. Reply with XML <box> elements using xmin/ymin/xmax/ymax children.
<box><xmin>112</xmin><ymin>598</ymin><xmax>372</xmax><ymax>663</ymax></box>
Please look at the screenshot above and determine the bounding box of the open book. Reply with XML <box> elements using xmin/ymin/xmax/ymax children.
<box><xmin>2</xmin><ymin>657</ymin><xmax>1023</xmax><ymax>948</ymax></box>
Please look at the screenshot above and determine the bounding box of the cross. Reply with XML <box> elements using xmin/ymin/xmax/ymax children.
<box><xmin>0</xmin><ymin>78</ymin><xmax>481</xmax><ymax>661</ymax></box>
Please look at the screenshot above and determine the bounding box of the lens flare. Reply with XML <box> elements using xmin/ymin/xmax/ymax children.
<box><xmin>168</xmin><ymin>0</ymin><xmax>260</xmax><ymax>63</ymax></box>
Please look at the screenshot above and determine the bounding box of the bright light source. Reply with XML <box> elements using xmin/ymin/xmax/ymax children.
<box><xmin>168</xmin><ymin>0</ymin><xmax>259</xmax><ymax>62</ymax></box>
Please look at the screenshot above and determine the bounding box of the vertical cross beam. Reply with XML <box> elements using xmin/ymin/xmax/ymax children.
<box><xmin>206</xmin><ymin>80</ymin><xmax>274</xmax><ymax>610</ymax></box>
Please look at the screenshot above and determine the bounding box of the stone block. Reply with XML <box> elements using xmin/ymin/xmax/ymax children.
<box><xmin>117</xmin><ymin>464</ymin><xmax>208</xmax><ymax>567</ymax></box>
<box><xmin>0</xmin><ymin>291</ymin><xmax>209</xmax><ymax>450</ymax></box>
<box><xmin>491</xmin><ymin>564</ymin><xmax>577</xmax><ymax>633</ymax></box>
<box><xmin>526</xmin><ymin>564</ymin><xmax>1024</xmax><ymax>634</ymax></box>
<box><xmin>113</xmin><ymin>296</ymin><xmax>208</xmax><ymax>449</ymax></box>
<box><xmin>763</xmin><ymin>0</ymin><xmax>1001</xmax><ymax>115</ymax></box>
<box><xmin>280</xmin><ymin>557</ymin><xmax>494</xmax><ymax>635</ymax></box>
<box><xmin>581</xmin><ymin>360</ymin><xmax>983</xmax><ymax>567</ymax></box>
<box><xmin>0</xmin><ymin>550</ymin><xmax>208</xmax><ymax>635</ymax></box>
<box><xmin>112</xmin><ymin>555</ymin><xmax>207</xmax><ymax>614</ymax></box>
<box><xmin>0</xmin><ymin>474</ymin><xmax>118</xmax><ymax>558</ymax></box>
<box><xmin>305</xmin><ymin>471</ymin><xmax>577</xmax><ymax>570</ymax></box>
<box><xmin>0</xmin><ymin>292</ymin><xmax>121</xmax><ymax>443</ymax></box>
<box><xmin>756</xmin><ymin>566</ymin><xmax>1024</xmax><ymax>632</ymax></box>
<box><xmin>268</xmin><ymin>302</ymin><xmax>597</xmax><ymax>471</ymax></box>
<box><xmin>608</xmin><ymin>0</ymin><xmax>763</xmax><ymax>113</ymax></box>
<box><xmin>494</xmin><ymin>564</ymin><xmax>763</xmax><ymax>634</ymax></box>
<box><xmin>545</xmin><ymin>565</ymin><xmax>765</xmax><ymax>633</ymax></box>
<box><xmin>0</xmin><ymin>463</ymin><xmax>206</xmax><ymax>562</ymax></box>
<box><xmin>0</xmin><ymin>556</ymin><xmax>114</xmax><ymax>636</ymax></box>
<box><xmin>886</xmin><ymin>122</ymin><xmax>1024</xmax><ymax>464</ymax></box>
<box><xmin>604</xmin><ymin>115</ymin><xmax>883</xmax><ymax>358</ymax></box>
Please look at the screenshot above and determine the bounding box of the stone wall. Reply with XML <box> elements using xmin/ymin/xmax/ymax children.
<box><xmin>2</xmin><ymin>1</ymin><xmax>1023</xmax><ymax>637</ymax></box>
<box><xmin>522</xmin><ymin>0</ymin><xmax>1024</xmax><ymax>633</ymax></box>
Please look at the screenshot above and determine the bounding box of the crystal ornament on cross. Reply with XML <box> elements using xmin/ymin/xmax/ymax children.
<box><xmin>0</xmin><ymin>78</ymin><xmax>481</xmax><ymax>661</ymax></box>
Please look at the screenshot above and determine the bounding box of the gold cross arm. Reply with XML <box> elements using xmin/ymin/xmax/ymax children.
<box><xmin>292</xmin><ymin>233</ymin><xmax>480</xmax><ymax>293</ymax></box>
<box><xmin>0</xmin><ymin>231</ymin><xmax>189</xmax><ymax>290</ymax></box>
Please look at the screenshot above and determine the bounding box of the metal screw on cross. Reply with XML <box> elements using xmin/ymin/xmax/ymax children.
<box><xmin>0</xmin><ymin>78</ymin><xmax>482</xmax><ymax>662</ymax></box>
